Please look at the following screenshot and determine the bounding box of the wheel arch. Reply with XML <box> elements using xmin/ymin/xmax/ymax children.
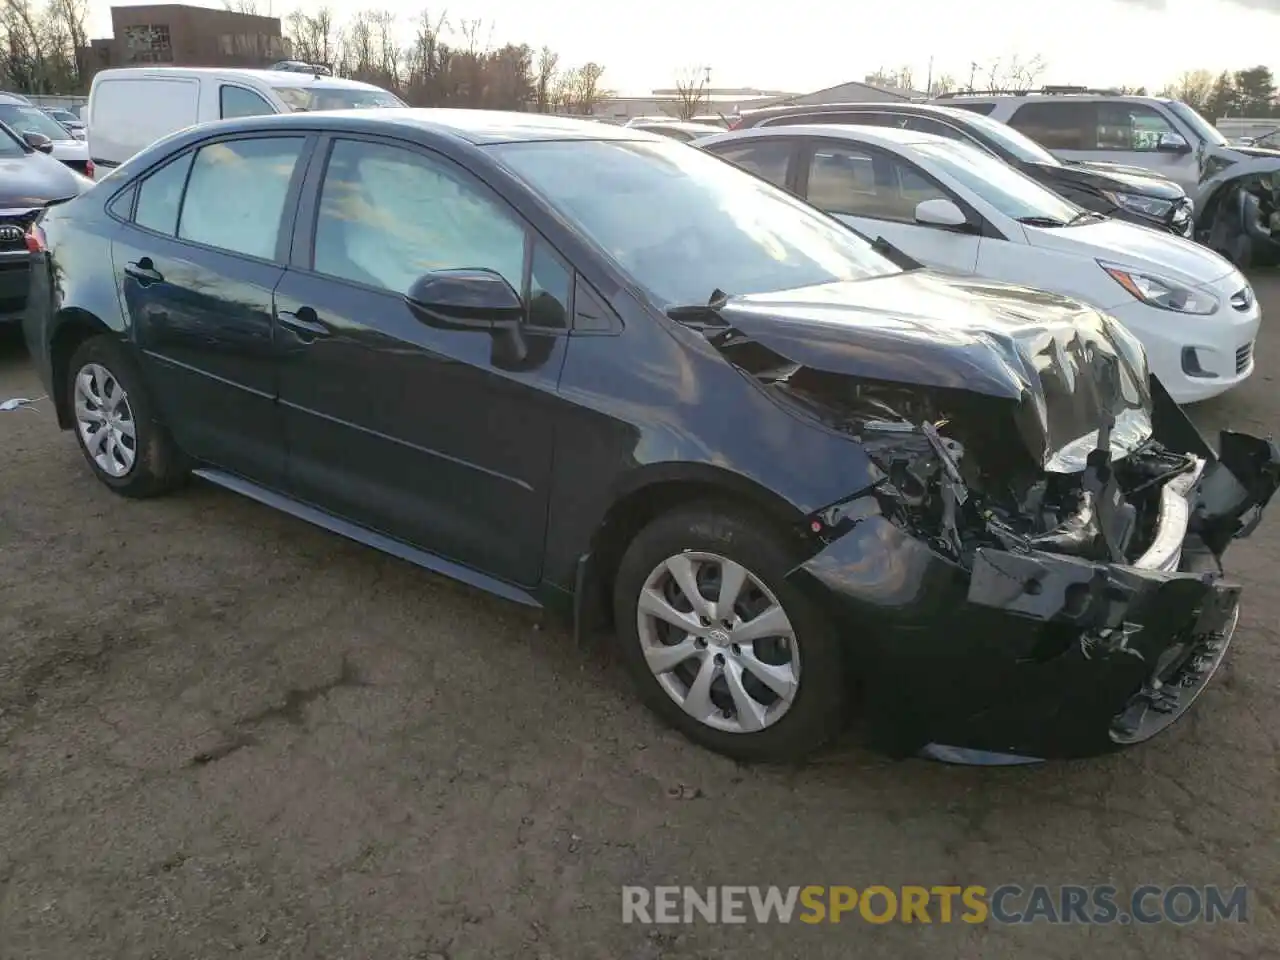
<box><xmin>49</xmin><ymin>309</ymin><xmax>116</xmax><ymax>429</ymax></box>
<box><xmin>573</xmin><ymin>462</ymin><xmax>811</xmax><ymax>640</ymax></box>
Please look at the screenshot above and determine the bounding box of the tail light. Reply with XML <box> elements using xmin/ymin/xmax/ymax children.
<box><xmin>727</xmin><ymin>116</ymin><xmax>746</xmax><ymax>130</ymax></box>
<box><xmin>26</xmin><ymin>222</ymin><xmax>46</xmax><ymax>253</ymax></box>
<box><xmin>85</xmin><ymin>158</ymin><xmax>95</xmax><ymax>179</ymax></box>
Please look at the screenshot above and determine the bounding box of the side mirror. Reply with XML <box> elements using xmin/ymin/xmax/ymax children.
<box><xmin>914</xmin><ymin>197</ymin><xmax>970</xmax><ymax>230</ymax></box>
<box><xmin>1157</xmin><ymin>132</ymin><xmax>1191</xmax><ymax>155</ymax></box>
<box><xmin>22</xmin><ymin>131</ymin><xmax>53</xmax><ymax>154</ymax></box>
<box><xmin>403</xmin><ymin>268</ymin><xmax>524</xmax><ymax>330</ymax></box>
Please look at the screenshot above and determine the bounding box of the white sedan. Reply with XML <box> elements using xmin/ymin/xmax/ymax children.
<box><xmin>696</xmin><ymin>124</ymin><xmax>1259</xmax><ymax>403</ymax></box>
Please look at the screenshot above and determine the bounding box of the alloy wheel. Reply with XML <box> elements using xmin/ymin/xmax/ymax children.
<box><xmin>74</xmin><ymin>362</ymin><xmax>137</xmax><ymax>478</ymax></box>
<box><xmin>636</xmin><ymin>551</ymin><xmax>801</xmax><ymax>734</ymax></box>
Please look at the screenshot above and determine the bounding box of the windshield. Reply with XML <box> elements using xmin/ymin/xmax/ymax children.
<box><xmin>1167</xmin><ymin>100</ymin><xmax>1227</xmax><ymax>147</ymax></box>
<box><xmin>0</xmin><ymin>123</ymin><xmax>27</xmax><ymax>158</ymax></box>
<box><xmin>489</xmin><ymin>139</ymin><xmax>900</xmax><ymax>306</ymax></box>
<box><xmin>913</xmin><ymin>140</ymin><xmax>1082</xmax><ymax>224</ymax></box>
<box><xmin>950</xmin><ymin>109</ymin><xmax>1060</xmax><ymax>166</ymax></box>
<box><xmin>274</xmin><ymin>85</ymin><xmax>405</xmax><ymax>112</ymax></box>
<box><xmin>0</xmin><ymin>104</ymin><xmax>72</xmax><ymax>141</ymax></box>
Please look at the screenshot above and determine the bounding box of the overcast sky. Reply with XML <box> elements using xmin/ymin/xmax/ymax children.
<box><xmin>94</xmin><ymin>0</ymin><xmax>1280</xmax><ymax>95</ymax></box>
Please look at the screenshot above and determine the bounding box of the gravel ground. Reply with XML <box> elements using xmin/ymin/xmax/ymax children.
<box><xmin>0</xmin><ymin>277</ymin><xmax>1278</xmax><ymax>960</ymax></box>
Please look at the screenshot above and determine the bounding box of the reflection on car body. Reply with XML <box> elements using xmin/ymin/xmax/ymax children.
<box><xmin>21</xmin><ymin>109</ymin><xmax>1280</xmax><ymax>767</ymax></box>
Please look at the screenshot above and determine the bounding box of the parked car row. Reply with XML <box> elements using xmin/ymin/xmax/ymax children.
<box><xmin>695</xmin><ymin>120</ymin><xmax>1257</xmax><ymax>404</ymax></box>
<box><xmin>17</xmin><ymin>109</ymin><xmax>1280</xmax><ymax>767</ymax></box>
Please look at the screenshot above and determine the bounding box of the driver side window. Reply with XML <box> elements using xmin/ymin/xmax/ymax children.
<box><xmin>313</xmin><ymin>139</ymin><xmax>527</xmax><ymax>296</ymax></box>
<box><xmin>806</xmin><ymin>144</ymin><xmax>948</xmax><ymax>222</ymax></box>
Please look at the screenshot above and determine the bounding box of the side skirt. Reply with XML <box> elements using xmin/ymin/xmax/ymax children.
<box><xmin>193</xmin><ymin>467</ymin><xmax>543</xmax><ymax>610</ymax></box>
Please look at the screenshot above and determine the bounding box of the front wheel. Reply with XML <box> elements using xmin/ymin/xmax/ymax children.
<box><xmin>612</xmin><ymin>505</ymin><xmax>847</xmax><ymax>763</ymax></box>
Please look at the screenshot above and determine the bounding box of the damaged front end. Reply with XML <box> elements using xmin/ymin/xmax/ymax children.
<box><xmin>676</xmin><ymin>277</ymin><xmax>1280</xmax><ymax>761</ymax></box>
<box><xmin>1194</xmin><ymin>156</ymin><xmax>1280</xmax><ymax>269</ymax></box>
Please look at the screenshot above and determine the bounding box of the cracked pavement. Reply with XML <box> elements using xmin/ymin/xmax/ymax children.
<box><xmin>1</xmin><ymin>276</ymin><xmax>1278</xmax><ymax>959</ymax></box>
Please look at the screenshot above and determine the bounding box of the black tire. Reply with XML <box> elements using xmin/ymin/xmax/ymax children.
<box><xmin>612</xmin><ymin>503</ymin><xmax>847</xmax><ymax>763</ymax></box>
<box><xmin>65</xmin><ymin>335</ymin><xmax>186</xmax><ymax>498</ymax></box>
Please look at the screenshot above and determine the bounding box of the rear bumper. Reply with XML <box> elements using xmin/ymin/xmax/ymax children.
<box><xmin>786</xmin><ymin>399</ymin><xmax>1280</xmax><ymax>763</ymax></box>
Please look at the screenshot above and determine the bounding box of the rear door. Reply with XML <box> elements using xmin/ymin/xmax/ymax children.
<box><xmin>89</xmin><ymin>77</ymin><xmax>198</xmax><ymax>174</ymax></box>
<box><xmin>702</xmin><ymin>137</ymin><xmax>802</xmax><ymax>192</ymax></box>
<box><xmin>797</xmin><ymin>138</ymin><xmax>982</xmax><ymax>274</ymax></box>
<box><xmin>111</xmin><ymin>133</ymin><xmax>313</xmax><ymax>486</ymax></box>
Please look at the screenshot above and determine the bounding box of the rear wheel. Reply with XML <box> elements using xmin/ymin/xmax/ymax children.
<box><xmin>613</xmin><ymin>504</ymin><xmax>847</xmax><ymax>762</ymax></box>
<box><xmin>67</xmin><ymin>336</ymin><xmax>186</xmax><ymax>497</ymax></box>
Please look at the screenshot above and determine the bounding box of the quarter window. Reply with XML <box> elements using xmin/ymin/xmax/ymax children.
<box><xmin>528</xmin><ymin>241</ymin><xmax>571</xmax><ymax>329</ymax></box>
<box><xmin>134</xmin><ymin>152</ymin><xmax>193</xmax><ymax>235</ymax></box>
<box><xmin>220</xmin><ymin>85</ymin><xmax>275</xmax><ymax>119</ymax></box>
<box><xmin>1007</xmin><ymin>101</ymin><xmax>1095</xmax><ymax>150</ymax></box>
<box><xmin>177</xmin><ymin>137</ymin><xmax>304</xmax><ymax>259</ymax></box>
<box><xmin>313</xmin><ymin>139</ymin><xmax>526</xmax><ymax>296</ymax></box>
<box><xmin>709</xmin><ymin>140</ymin><xmax>793</xmax><ymax>188</ymax></box>
<box><xmin>807</xmin><ymin>144</ymin><xmax>948</xmax><ymax>220</ymax></box>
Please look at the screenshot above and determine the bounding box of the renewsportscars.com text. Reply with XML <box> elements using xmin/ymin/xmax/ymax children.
<box><xmin>621</xmin><ymin>884</ymin><xmax>1249</xmax><ymax>925</ymax></box>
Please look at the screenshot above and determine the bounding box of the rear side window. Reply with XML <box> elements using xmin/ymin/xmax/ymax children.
<box><xmin>177</xmin><ymin>137</ymin><xmax>305</xmax><ymax>259</ymax></box>
<box><xmin>220</xmin><ymin>85</ymin><xmax>275</xmax><ymax>119</ymax></box>
<box><xmin>902</xmin><ymin>116</ymin><xmax>970</xmax><ymax>142</ymax></box>
<box><xmin>707</xmin><ymin>139</ymin><xmax>793</xmax><ymax>188</ymax></box>
<box><xmin>1007</xmin><ymin>101</ymin><xmax>1096</xmax><ymax>150</ymax></box>
<box><xmin>134</xmin><ymin>153</ymin><xmax>194</xmax><ymax>235</ymax></box>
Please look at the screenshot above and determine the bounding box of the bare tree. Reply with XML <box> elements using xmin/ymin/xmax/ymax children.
<box><xmin>534</xmin><ymin>45</ymin><xmax>558</xmax><ymax>112</ymax></box>
<box><xmin>1161</xmin><ymin>69</ymin><xmax>1214</xmax><ymax>113</ymax></box>
<box><xmin>671</xmin><ymin>64</ymin><xmax>709</xmax><ymax>119</ymax></box>
<box><xmin>569</xmin><ymin>61</ymin><xmax>609</xmax><ymax>114</ymax></box>
<box><xmin>285</xmin><ymin>7</ymin><xmax>336</xmax><ymax>67</ymax></box>
<box><xmin>1004</xmin><ymin>54</ymin><xmax>1045</xmax><ymax>91</ymax></box>
<box><xmin>929</xmin><ymin>73</ymin><xmax>956</xmax><ymax>96</ymax></box>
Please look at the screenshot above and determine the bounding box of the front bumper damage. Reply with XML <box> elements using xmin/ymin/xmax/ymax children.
<box><xmin>787</xmin><ymin>384</ymin><xmax>1280</xmax><ymax>763</ymax></box>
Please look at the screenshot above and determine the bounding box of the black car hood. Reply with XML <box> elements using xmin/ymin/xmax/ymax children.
<box><xmin>0</xmin><ymin>152</ymin><xmax>85</xmax><ymax>207</ymax></box>
<box><xmin>1035</xmin><ymin>160</ymin><xmax>1184</xmax><ymax>200</ymax></box>
<box><xmin>683</xmin><ymin>271</ymin><xmax>1152</xmax><ymax>473</ymax></box>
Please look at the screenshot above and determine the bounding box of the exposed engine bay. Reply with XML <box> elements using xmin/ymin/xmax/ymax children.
<box><xmin>1195</xmin><ymin>157</ymin><xmax>1280</xmax><ymax>269</ymax></box>
<box><xmin>801</xmin><ymin>384</ymin><xmax>1198</xmax><ymax>572</ymax></box>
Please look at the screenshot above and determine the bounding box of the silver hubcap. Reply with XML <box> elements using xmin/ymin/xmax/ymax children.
<box><xmin>636</xmin><ymin>551</ymin><xmax>800</xmax><ymax>734</ymax></box>
<box><xmin>74</xmin><ymin>362</ymin><xmax>137</xmax><ymax>478</ymax></box>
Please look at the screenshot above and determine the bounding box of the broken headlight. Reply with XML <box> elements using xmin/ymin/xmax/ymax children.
<box><xmin>1098</xmin><ymin>260</ymin><xmax>1219</xmax><ymax>315</ymax></box>
<box><xmin>1101</xmin><ymin>190</ymin><xmax>1174</xmax><ymax>220</ymax></box>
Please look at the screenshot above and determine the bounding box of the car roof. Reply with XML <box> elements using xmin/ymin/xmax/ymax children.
<box><xmin>92</xmin><ymin>66</ymin><xmax>389</xmax><ymax>93</ymax></box>
<box><xmin>700</xmin><ymin>123</ymin><xmax>948</xmax><ymax>151</ymax></box>
<box><xmin>629</xmin><ymin>119</ymin><xmax>717</xmax><ymax>133</ymax></box>
<box><xmin>187</xmin><ymin>107</ymin><xmax>667</xmax><ymax>146</ymax></box>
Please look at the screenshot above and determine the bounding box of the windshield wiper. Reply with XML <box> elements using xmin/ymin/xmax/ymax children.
<box><xmin>1066</xmin><ymin>209</ymin><xmax>1102</xmax><ymax>226</ymax></box>
<box><xmin>1016</xmin><ymin>215</ymin><xmax>1068</xmax><ymax>227</ymax></box>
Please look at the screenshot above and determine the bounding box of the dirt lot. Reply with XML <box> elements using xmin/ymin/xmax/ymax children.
<box><xmin>1</xmin><ymin>277</ymin><xmax>1278</xmax><ymax>960</ymax></box>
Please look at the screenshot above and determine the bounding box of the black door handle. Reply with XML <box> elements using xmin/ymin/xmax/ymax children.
<box><xmin>124</xmin><ymin>257</ymin><xmax>163</xmax><ymax>285</ymax></box>
<box><xmin>277</xmin><ymin>306</ymin><xmax>331</xmax><ymax>341</ymax></box>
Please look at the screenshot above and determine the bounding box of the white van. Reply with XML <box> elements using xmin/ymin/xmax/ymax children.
<box><xmin>87</xmin><ymin>66</ymin><xmax>405</xmax><ymax>177</ymax></box>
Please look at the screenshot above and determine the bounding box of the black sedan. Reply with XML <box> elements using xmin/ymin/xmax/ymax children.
<box><xmin>22</xmin><ymin>109</ymin><xmax>1280</xmax><ymax>764</ymax></box>
<box><xmin>728</xmin><ymin>102</ymin><xmax>1195</xmax><ymax>237</ymax></box>
<box><xmin>0</xmin><ymin>120</ymin><xmax>90</xmax><ymax>324</ymax></box>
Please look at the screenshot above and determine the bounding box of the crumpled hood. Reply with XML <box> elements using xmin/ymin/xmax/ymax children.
<box><xmin>697</xmin><ymin>270</ymin><xmax>1153</xmax><ymax>472</ymax></box>
<box><xmin>1021</xmin><ymin>217</ymin><xmax>1236</xmax><ymax>286</ymax></box>
<box><xmin>1051</xmin><ymin>160</ymin><xmax>1185</xmax><ymax>200</ymax></box>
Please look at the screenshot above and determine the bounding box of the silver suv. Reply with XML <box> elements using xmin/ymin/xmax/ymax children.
<box><xmin>932</xmin><ymin>87</ymin><xmax>1268</xmax><ymax>194</ymax></box>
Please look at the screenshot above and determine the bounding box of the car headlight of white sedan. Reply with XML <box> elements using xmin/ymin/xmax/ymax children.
<box><xmin>1098</xmin><ymin>260</ymin><xmax>1220</xmax><ymax>315</ymax></box>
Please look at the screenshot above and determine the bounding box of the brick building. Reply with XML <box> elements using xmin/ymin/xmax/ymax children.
<box><xmin>79</xmin><ymin>5</ymin><xmax>291</xmax><ymax>82</ymax></box>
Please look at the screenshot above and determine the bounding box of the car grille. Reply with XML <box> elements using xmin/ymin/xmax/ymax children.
<box><xmin>1236</xmin><ymin>341</ymin><xmax>1254</xmax><ymax>374</ymax></box>
<box><xmin>0</xmin><ymin>208</ymin><xmax>38</xmax><ymax>252</ymax></box>
<box><xmin>1230</xmin><ymin>286</ymin><xmax>1254</xmax><ymax>311</ymax></box>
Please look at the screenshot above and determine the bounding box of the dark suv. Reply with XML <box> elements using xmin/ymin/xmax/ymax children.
<box><xmin>729</xmin><ymin>102</ymin><xmax>1195</xmax><ymax>238</ymax></box>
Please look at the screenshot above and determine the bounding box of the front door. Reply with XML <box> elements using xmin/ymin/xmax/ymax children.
<box><xmin>275</xmin><ymin>136</ymin><xmax>569</xmax><ymax>587</ymax></box>
<box><xmin>799</xmin><ymin>140</ymin><xmax>981</xmax><ymax>274</ymax></box>
<box><xmin>112</xmin><ymin>134</ymin><xmax>311</xmax><ymax>486</ymax></box>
